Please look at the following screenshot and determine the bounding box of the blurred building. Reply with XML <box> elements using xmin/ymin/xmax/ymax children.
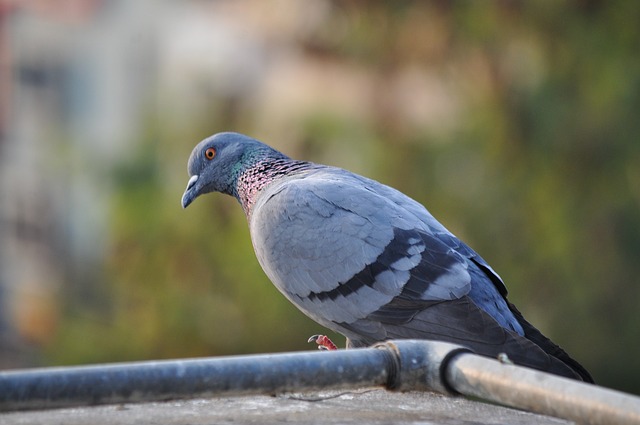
<box><xmin>0</xmin><ymin>0</ymin><xmax>162</xmax><ymax>366</ymax></box>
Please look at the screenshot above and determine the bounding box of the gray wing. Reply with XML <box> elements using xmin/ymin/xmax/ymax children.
<box><xmin>249</xmin><ymin>169</ymin><xmax>472</xmax><ymax>328</ymax></box>
<box><xmin>349</xmin><ymin>172</ymin><xmax>508</xmax><ymax>297</ymax></box>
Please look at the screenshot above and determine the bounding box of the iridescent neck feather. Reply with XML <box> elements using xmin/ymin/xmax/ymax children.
<box><xmin>234</xmin><ymin>157</ymin><xmax>313</xmax><ymax>216</ymax></box>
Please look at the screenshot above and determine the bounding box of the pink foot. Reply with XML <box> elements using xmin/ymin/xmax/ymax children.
<box><xmin>307</xmin><ymin>334</ymin><xmax>338</xmax><ymax>351</ymax></box>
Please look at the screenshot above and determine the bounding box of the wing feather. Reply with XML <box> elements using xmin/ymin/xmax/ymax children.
<box><xmin>250</xmin><ymin>169</ymin><xmax>473</xmax><ymax>326</ymax></box>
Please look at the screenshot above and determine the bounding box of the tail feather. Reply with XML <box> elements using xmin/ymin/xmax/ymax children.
<box><xmin>508</xmin><ymin>302</ymin><xmax>594</xmax><ymax>383</ymax></box>
<box><xmin>342</xmin><ymin>297</ymin><xmax>593</xmax><ymax>382</ymax></box>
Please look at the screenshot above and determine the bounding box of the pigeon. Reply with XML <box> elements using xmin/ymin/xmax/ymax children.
<box><xmin>181</xmin><ymin>132</ymin><xmax>594</xmax><ymax>382</ymax></box>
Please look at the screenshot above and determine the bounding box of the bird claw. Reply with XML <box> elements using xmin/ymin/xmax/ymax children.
<box><xmin>308</xmin><ymin>334</ymin><xmax>338</xmax><ymax>351</ymax></box>
<box><xmin>497</xmin><ymin>353</ymin><xmax>514</xmax><ymax>365</ymax></box>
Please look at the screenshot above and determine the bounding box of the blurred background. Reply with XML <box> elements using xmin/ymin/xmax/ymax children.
<box><xmin>0</xmin><ymin>0</ymin><xmax>638</xmax><ymax>393</ymax></box>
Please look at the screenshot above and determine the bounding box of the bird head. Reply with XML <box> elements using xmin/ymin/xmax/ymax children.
<box><xmin>181</xmin><ymin>132</ymin><xmax>283</xmax><ymax>209</ymax></box>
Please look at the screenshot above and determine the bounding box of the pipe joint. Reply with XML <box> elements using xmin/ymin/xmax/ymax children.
<box><xmin>375</xmin><ymin>340</ymin><xmax>472</xmax><ymax>395</ymax></box>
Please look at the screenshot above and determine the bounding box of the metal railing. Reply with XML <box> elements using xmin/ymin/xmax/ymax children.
<box><xmin>0</xmin><ymin>340</ymin><xmax>638</xmax><ymax>425</ymax></box>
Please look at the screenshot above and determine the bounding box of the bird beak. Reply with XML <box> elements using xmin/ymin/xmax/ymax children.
<box><xmin>181</xmin><ymin>175</ymin><xmax>199</xmax><ymax>209</ymax></box>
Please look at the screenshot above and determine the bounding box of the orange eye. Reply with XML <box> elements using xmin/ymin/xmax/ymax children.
<box><xmin>204</xmin><ymin>147</ymin><xmax>216</xmax><ymax>160</ymax></box>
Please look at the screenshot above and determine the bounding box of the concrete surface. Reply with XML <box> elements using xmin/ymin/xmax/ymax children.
<box><xmin>2</xmin><ymin>388</ymin><xmax>572</xmax><ymax>425</ymax></box>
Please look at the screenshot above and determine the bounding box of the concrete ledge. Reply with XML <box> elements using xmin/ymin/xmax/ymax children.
<box><xmin>2</xmin><ymin>388</ymin><xmax>570</xmax><ymax>425</ymax></box>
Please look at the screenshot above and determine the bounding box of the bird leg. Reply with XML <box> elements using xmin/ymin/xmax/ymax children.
<box><xmin>307</xmin><ymin>334</ymin><xmax>338</xmax><ymax>350</ymax></box>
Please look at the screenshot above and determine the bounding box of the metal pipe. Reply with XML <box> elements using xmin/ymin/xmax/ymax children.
<box><xmin>445</xmin><ymin>352</ymin><xmax>640</xmax><ymax>425</ymax></box>
<box><xmin>1</xmin><ymin>339</ymin><xmax>640</xmax><ymax>425</ymax></box>
<box><xmin>0</xmin><ymin>346</ymin><xmax>396</xmax><ymax>411</ymax></box>
<box><xmin>0</xmin><ymin>340</ymin><xmax>465</xmax><ymax>411</ymax></box>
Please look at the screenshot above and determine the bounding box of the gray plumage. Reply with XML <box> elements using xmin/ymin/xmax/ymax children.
<box><xmin>182</xmin><ymin>132</ymin><xmax>593</xmax><ymax>383</ymax></box>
